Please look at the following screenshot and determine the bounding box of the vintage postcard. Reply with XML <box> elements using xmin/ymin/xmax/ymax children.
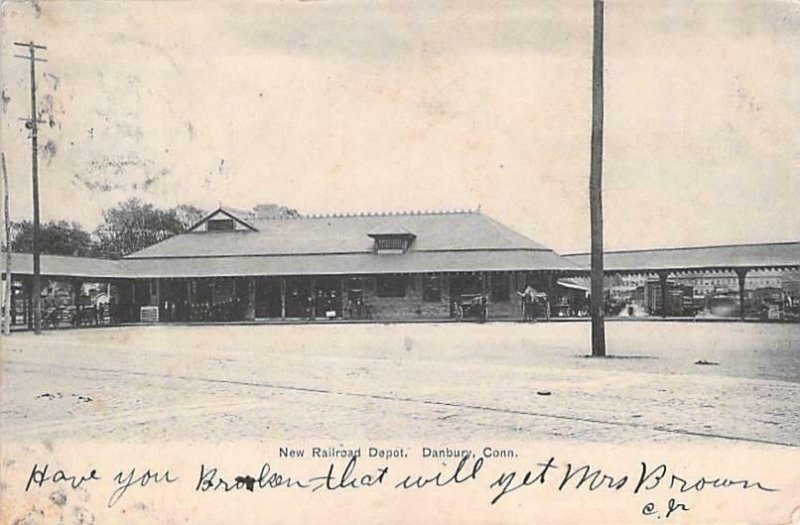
<box><xmin>1</xmin><ymin>1</ymin><xmax>799</xmax><ymax>523</ymax></box>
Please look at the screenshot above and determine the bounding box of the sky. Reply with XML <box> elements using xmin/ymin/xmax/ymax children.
<box><xmin>1</xmin><ymin>0</ymin><xmax>798</xmax><ymax>254</ymax></box>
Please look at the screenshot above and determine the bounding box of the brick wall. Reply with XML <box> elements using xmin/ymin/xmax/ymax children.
<box><xmin>360</xmin><ymin>272</ymin><xmax>526</xmax><ymax>321</ymax></box>
<box><xmin>363</xmin><ymin>275</ymin><xmax>450</xmax><ymax>320</ymax></box>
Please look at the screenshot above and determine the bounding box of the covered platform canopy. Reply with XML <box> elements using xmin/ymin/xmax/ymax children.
<box><xmin>1</xmin><ymin>253</ymin><xmax>131</xmax><ymax>280</ymax></box>
<box><xmin>562</xmin><ymin>241</ymin><xmax>800</xmax><ymax>274</ymax></box>
<box><xmin>0</xmin><ymin>254</ymin><xmax>135</xmax><ymax>331</ymax></box>
<box><xmin>563</xmin><ymin>241</ymin><xmax>800</xmax><ymax>318</ymax></box>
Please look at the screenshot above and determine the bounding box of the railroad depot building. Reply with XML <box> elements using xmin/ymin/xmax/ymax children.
<box><xmin>1</xmin><ymin>208</ymin><xmax>585</xmax><ymax>324</ymax></box>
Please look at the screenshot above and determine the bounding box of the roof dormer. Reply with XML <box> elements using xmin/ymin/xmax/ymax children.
<box><xmin>368</xmin><ymin>225</ymin><xmax>416</xmax><ymax>254</ymax></box>
<box><xmin>187</xmin><ymin>207</ymin><xmax>259</xmax><ymax>233</ymax></box>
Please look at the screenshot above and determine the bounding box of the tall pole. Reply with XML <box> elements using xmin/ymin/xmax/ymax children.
<box><xmin>2</xmin><ymin>153</ymin><xmax>12</xmax><ymax>336</ymax></box>
<box><xmin>13</xmin><ymin>41</ymin><xmax>47</xmax><ymax>335</ymax></box>
<box><xmin>589</xmin><ymin>1</ymin><xmax>606</xmax><ymax>356</ymax></box>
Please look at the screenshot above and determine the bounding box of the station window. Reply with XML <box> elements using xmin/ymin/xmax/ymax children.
<box><xmin>207</xmin><ymin>219</ymin><xmax>235</xmax><ymax>231</ymax></box>
<box><xmin>376</xmin><ymin>237</ymin><xmax>406</xmax><ymax>250</ymax></box>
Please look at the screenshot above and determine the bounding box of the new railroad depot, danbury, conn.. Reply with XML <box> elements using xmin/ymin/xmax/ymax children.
<box><xmin>3</xmin><ymin>206</ymin><xmax>799</xmax><ymax>327</ymax></box>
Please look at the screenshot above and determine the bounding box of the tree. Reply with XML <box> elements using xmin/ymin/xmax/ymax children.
<box><xmin>92</xmin><ymin>199</ymin><xmax>302</xmax><ymax>258</ymax></box>
<box><xmin>11</xmin><ymin>220</ymin><xmax>93</xmax><ymax>257</ymax></box>
<box><xmin>93</xmin><ymin>198</ymin><xmax>189</xmax><ymax>258</ymax></box>
<box><xmin>173</xmin><ymin>204</ymin><xmax>207</xmax><ymax>230</ymax></box>
<box><xmin>253</xmin><ymin>203</ymin><xmax>301</xmax><ymax>220</ymax></box>
<box><xmin>277</xmin><ymin>206</ymin><xmax>300</xmax><ymax>219</ymax></box>
<box><xmin>589</xmin><ymin>0</ymin><xmax>607</xmax><ymax>356</ymax></box>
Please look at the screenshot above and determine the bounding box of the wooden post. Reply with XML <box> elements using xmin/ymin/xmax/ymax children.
<box><xmin>1</xmin><ymin>272</ymin><xmax>11</xmax><ymax>334</ymax></box>
<box><xmin>484</xmin><ymin>272</ymin><xmax>491</xmax><ymax>319</ymax></box>
<box><xmin>341</xmin><ymin>277</ymin><xmax>348</xmax><ymax>319</ymax></box>
<box><xmin>589</xmin><ymin>0</ymin><xmax>606</xmax><ymax>356</ymax></box>
<box><xmin>131</xmin><ymin>282</ymin><xmax>137</xmax><ymax>322</ymax></box>
<box><xmin>658</xmin><ymin>271</ymin><xmax>669</xmax><ymax>318</ymax></box>
<box><xmin>735</xmin><ymin>268</ymin><xmax>749</xmax><ymax>321</ymax></box>
<box><xmin>2</xmin><ymin>153</ymin><xmax>11</xmax><ymax>336</ymax></box>
<box><xmin>17</xmin><ymin>43</ymin><xmax>46</xmax><ymax>335</ymax></box>
<box><xmin>247</xmin><ymin>277</ymin><xmax>255</xmax><ymax>321</ymax></box>
<box><xmin>153</xmin><ymin>279</ymin><xmax>161</xmax><ymax>322</ymax></box>
<box><xmin>71</xmin><ymin>279</ymin><xmax>81</xmax><ymax>325</ymax></box>
<box><xmin>280</xmin><ymin>277</ymin><xmax>286</xmax><ymax>319</ymax></box>
<box><xmin>24</xmin><ymin>276</ymin><xmax>32</xmax><ymax>329</ymax></box>
<box><xmin>309</xmin><ymin>277</ymin><xmax>316</xmax><ymax>319</ymax></box>
<box><xmin>186</xmin><ymin>280</ymin><xmax>193</xmax><ymax>321</ymax></box>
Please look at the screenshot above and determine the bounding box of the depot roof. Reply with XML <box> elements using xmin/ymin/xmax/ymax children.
<box><xmin>126</xmin><ymin>209</ymin><xmax>554</xmax><ymax>258</ymax></box>
<box><xmin>2</xmin><ymin>209</ymin><xmax>581</xmax><ymax>279</ymax></box>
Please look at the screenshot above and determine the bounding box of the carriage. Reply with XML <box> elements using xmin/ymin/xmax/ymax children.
<box><xmin>41</xmin><ymin>306</ymin><xmax>63</xmax><ymax>329</ymax></box>
<box><xmin>452</xmin><ymin>293</ymin><xmax>488</xmax><ymax>321</ymax></box>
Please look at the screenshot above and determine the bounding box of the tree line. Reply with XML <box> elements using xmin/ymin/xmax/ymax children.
<box><xmin>8</xmin><ymin>198</ymin><xmax>297</xmax><ymax>259</ymax></box>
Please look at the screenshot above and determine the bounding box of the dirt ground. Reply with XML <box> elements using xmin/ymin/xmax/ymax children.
<box><xmin>1</xmin><ymin>321</ymin><xmax>798</xmax><ymax>446</ymax></box>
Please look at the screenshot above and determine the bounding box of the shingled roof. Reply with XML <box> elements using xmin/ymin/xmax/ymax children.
<box><xmin>126</xmin><ymin>210</ymin><xmax>551</xmax><ymax>259</ymax></box>
<box><xmin>113</xmin><ymin>210</ymin><xmax>579</xmax><ymax>278</ymax></box>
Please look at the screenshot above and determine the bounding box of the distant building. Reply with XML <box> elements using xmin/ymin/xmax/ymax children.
<box><xmin>676</xmin><ymin>269</ymin><xmax>788</xmax><ymax>295</ymax></box>
<box><xmin>644</xmin><ymin>278</ymin><xmax>694</xmax><ymax>316</ymax></box>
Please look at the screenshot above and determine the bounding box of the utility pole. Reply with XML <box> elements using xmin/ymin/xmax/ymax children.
<box><xmin>589</xmin><ymin>1</ymin><xmax>606</xmax><ymax>356</ymax></box>
<box><xmin>2</xmin><ymin>153</ymin><xmax>12</xmax><ymax>336</ymax></box>
<box><xmin>13</xmin><ymin>41</ymin><xmax>47</xmax><ymax>335</ymax></box>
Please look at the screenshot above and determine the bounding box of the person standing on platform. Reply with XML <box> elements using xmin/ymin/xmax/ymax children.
<box><xmin>479</xmin><ymin>294</ymin><xmax>488</xmax><ymax>323</ymax></box>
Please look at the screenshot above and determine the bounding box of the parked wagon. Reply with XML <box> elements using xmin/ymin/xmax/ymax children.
<box><xmin>41</xmin><ymin>306</ymin><xmax>63</xmax><ymax>329</ymax></box>
<box><xmin>453</xmin><ymin>293</ymin><xmax>488</xmax><ymax>322</ymax></box>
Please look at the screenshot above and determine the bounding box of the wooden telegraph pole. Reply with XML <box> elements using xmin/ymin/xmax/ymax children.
<box><xmin>13</xmin><ymin>41</ymin><xmax>47</xmax><ymax>335</ymax></box>
<box><xmin>589</xmin><ymin>1</ymin><xmax>607</xmax><ymax>356</ymax></box>
<box><xmin>2</xmin><ymin>153</ymin><xmax>11</xmax><ymax>336</ymax></box>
